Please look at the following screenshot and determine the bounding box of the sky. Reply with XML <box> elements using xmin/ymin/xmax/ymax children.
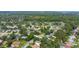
<box><xmin>0</xmin><ymin>0</ymin><xmax>79</xmax><ymax>11</ymax></box>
